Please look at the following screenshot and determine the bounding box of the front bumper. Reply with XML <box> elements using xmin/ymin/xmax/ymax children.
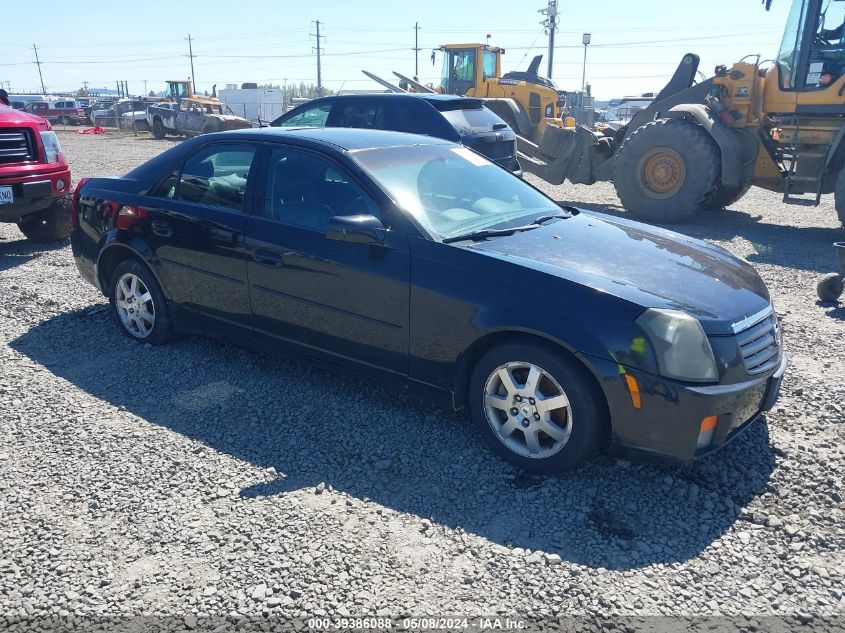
<box><xmin>0</xmin><ymin>168</ymin><xmax>71</xmax><ymax>222</ymax></box>
<box><xmin>582</xmin><ymin>353</ymin><xmax>788</xmax><ymax>465</ymax></box>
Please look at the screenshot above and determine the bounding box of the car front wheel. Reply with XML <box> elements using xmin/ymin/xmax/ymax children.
<box><xmin>109</xmin><ymin>260</ymin><xmax>173</xmax><ymax>344</ymax></box>
<box><xmin>469</xmin><ymin>342</ymin><xmax>608</xmax><ymax>474</ymax></box>
<box><xmin>17</xmin><ymin>196</ymin><xmax>72</xmax><ymax>242</ymax></box>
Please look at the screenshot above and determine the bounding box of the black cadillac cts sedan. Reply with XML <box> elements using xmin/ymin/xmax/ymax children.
<box><xmin>70</xmin><ymin>127</ymin><xmax>787</xmax><ymax>473</ymax></box>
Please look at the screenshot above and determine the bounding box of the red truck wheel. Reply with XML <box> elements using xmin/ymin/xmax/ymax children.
<box><xmin>17</xmin><ymin>196</ymin><xmax>72</xmax><ymax>243</ymax></box>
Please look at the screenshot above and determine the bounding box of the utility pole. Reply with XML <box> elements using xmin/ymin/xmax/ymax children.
<box><xmin>187</xmin><ymin>34</ymin><xmax>197</xmax><ymax>95</ymax></box>
<box><xmin>32</xmin><ymin>44</ymin><xmax>46</xmax><ymax>95</ymax></box>
<box><xmin>538</xmin><ymin>0</ymin><xmax>558</xmax><ymax>79</ymax></box>
<box><xmin>414</xmin><ymin>22</ymin><xmax>421</xmax><ymax>78</ymax></box>
<box><xmin>311</xmin><ymin>21</ymin><xmax>324</xmax><ymax>97</ymax></box>
<box><xmin>143</xmin><ymin>80</ymin><xmax>148</xmax><ymax>95</ymax></box>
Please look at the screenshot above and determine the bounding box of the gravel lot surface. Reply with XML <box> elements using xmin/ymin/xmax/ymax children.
<box><xmin>1</xmin><ymin>130</ymin><xmax>844</xmax><ymax>626</ymax></box>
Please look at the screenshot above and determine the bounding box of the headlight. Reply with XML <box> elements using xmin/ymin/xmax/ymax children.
<box><xmin>636</xmin><ymin>308</ymin><xmax>717</xmax><ymax>382</ymax></box>
<box><xmin>39</xmin><ymin>131</ymin><xmax>63</xmax><ymax>164</ymax></box>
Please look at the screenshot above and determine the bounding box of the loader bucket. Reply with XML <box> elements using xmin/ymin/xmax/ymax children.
<box><xmin>519</xmin><ymin>124</ymin><xmax>601</xmax><ymax>185</ymax></box>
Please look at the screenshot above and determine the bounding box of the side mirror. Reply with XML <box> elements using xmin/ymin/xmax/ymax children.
<box><xmin>326</xmin><ymin>214</ymin><xmax>385</xmax><ymax>244</ymax></box>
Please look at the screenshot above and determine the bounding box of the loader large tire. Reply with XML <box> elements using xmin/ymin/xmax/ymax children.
<box><xmin>834</xmin><ymin>168</ymin><xmax>845</xmax><ymax>228</ymax></box>
<box><xmin>614</xmin><ymin>118</ymin><xmax>720</xmax><ymax>223</ymax></box>
<box><xmin>705</xmin><ymin>184</ymin><xmax>750</xmax><ymax>210</ymax></box>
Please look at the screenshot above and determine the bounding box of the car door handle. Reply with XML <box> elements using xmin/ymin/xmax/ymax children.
<box><xmin>151</xmin><ymin>219</ymin><xmax>173</xmax><ymax>237</ymax></box>
<box><xmin>254</xmin><ymin>249</ymin><xmax>283</xmax><ymax>267</ymax></box>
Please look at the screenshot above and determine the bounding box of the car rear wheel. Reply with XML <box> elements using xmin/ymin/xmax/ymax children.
<box><xmin>17</xmin><ymin>196</ymin><xmax>72</xmax><ymax>243</ymax></box>
<box><xmin>109</xmin><ymin>260</ymin><xmax>173</xmax><ymax>345</ymax></box>
<box><xmin>469</xmin><ymin>342</ymin><xmax>608</xmax><ymax>473</ymax></box>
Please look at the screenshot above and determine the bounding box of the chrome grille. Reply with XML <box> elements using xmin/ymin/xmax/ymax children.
<box><xmin>0</xmin><ymin>129</ymin><xmax>35</xmax><ymax>164</ymax></box>
<box><xmin>735</xmin><ymin>309</ymin><xmax>781</xmax><ymax>375</ymax></box>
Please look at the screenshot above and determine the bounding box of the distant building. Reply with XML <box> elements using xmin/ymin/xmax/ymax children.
<box><xmin>218</xmin><ymin>87</ymin><xmax>286</xmax><ymax>124</ymax></box>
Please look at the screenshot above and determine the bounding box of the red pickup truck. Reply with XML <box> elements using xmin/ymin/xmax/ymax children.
<box><xmin>0</xmin><ymin>104</ymin><xmax>72</xmax><ymax>242</ymax></box>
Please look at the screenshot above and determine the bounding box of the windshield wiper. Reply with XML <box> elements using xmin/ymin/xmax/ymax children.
<box><xmin>442</xmin><ymin>225</ymin><xmax>539</xmax><ymax>243</ymax></box>
<box><xmin>443</xmin><ymin>213</ymin><xmax>572</xmax><ymax>244</ymax></box>
<box><xmin>531</xmin><ymin>213</ymin><xmax>570</xmax><ymax>225</ymax></box>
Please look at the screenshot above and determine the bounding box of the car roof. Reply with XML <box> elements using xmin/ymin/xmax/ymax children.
<box><xmin>307</xmin><ymin>93</ymin><xmax>482</xmax><ymax>107</ymax></box>
<box><xmin>205</xmin><ymin>126</ymin><xmax>455</xmax><ymax>151</ymax></box>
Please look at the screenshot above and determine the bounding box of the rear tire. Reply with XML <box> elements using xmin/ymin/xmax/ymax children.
<box><xmin>833</xmin><ymin>168</ymin><xmax>845</xmax><ymax>228</ymax></box>
<box><xmin>614</xmin><ymin>118</ymin><xmax>720</xmax><ymax>223</ymax></box>
<box><xmin>469</xmin><ymin>342</ymin><xmax>608</xmax><ymax>474</ymax></box>
<box><xmin>109</xmin><ymin>259</ymin><xmax>173</xmax><ymax>345</ymax></box>
<box><xmin>152</xmin><ymin>118</ymin><xmax>166</xmax><ymax>140</ymax></box>
<box><xmin>17</xmin><ymin>196</ymin><xmax>72</xmax><ymax>243</ymax></box>
<box><xmin>705</xmin><ymin>184</ymin><xmax>750</xmax><ymax>210</ymax></box>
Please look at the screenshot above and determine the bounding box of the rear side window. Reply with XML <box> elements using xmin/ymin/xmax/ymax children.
<box><xmin>278</xmin><ymin>104</ymin><xmax>331</xmax><ymax>127</ymax></box>
<box><xmin>177</xmin><ymin>144</ymin><xmax>257</xmax><ymax>211</ymax></box>
<box><xmin>395</xmin><ymin>102</ymin><xmax>432</xmax><ymax>135</ymax></box>
<box><xmin>440</xmin><ymin>106</ymin><xmax>505</xmax><ymax>131</ymax></box>
<box><xmin>336</xmin><ymin>102</ymin><xmax>387</xmax><ymax>129</ymax></box>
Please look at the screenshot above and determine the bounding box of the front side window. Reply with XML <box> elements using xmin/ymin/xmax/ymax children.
<box><xmin>278</xmin><ymin>104</ymin><xmax>331</xmax><ymax>128</ymax></box>
<box><xmin>441</xmin><ymin>49</ymin><xmax>475</xmax><ymax>92</ymax></box>
<box><xmin>352</xmin><ymin>144</ymin><xmax>559</xmax><ymax>240</ymax></box>
<box><xmin>482</xmin><ymin>49</ymin><xmax>497</xmax><ymax>81</ymax></box>
<box><xmin>336</xmin><ymin>103</ymin><xmax>387</xmax><ymax>129</ymax></box>
<box><xmin>178</xmin><ymin>144</ymin><xmax>256</xmax><ymax>211</ymax></box>
<box><xmin>778</xmin><ymin>0</ymin><xmax>810</xmax><ymax>89</ymax></box>
<box><xmin>263</xmin><ymin>147</ymin><xmax>378</xmax><ymax>231</ymax></box>
<box><xmin>805</xmin><ymin>0</ymin><xmax>845</xmax><ymax>90</ymax></box>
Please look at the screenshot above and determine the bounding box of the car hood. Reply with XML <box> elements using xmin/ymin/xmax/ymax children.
<box><xmin>463</xmin><ymin>210</ymin><xmax>770</xmax><ymax>335</ymax></box>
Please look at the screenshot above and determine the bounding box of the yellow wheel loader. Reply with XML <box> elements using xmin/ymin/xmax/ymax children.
<box><xmin>516</xmin><ymin>0</ymin><xmax>845</xmax><ymax>227</ymax></box>
<box><xmin>415</xmin><ymin>2</ymin><xmax>845</xmax><ymax>228</ymax></box>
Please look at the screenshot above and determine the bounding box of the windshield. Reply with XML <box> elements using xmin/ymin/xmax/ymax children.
<box><xmin>351</xmin><ymin>144</ymin><xmax>560</xmax><ymax>240</ymax></box>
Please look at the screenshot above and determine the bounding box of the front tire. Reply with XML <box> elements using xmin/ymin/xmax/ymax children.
<box><xmin>469</xmin><ymin>342</ymin><xmax>608</xmax><ymax>474</ymax></box>
<box><xmin>705</xmin><ymin>184</ymin><xmax>750</xmax><ymax>210</ymax></box>
<box><xmin>614</xmin><ymin>118</ymin><xmax>720</xmax><ymax>223</ymax></box>
<box><xmin>152</xmin><ymin>118</ymin><xmax>166</xmax><ymax>140</ymax></box>
<box><xmin>109</xmin><ymin>260</ymin><xmax>173</xmax><ymax>345</ymax></box>
<box><xmin>17</xmin><ymin>196</ymin><xmax>72</xmax><ymax>242</ymax></box>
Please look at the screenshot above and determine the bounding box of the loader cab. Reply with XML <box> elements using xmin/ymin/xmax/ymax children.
<box><xmin>764</xmin><ymin>0</ymin><xmax>845</xmax><ymax>113</ymax></box>
<box><xmin>165</xmin><ymin>80</ymin><xmax>192</xmax><ymax>102</ymax></box>
<box><xmin>435</xmin><ymin>44</ymin><xmax>503</xmax><ymax>96</ymax></box>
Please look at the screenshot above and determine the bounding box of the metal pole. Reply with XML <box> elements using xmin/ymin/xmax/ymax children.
<box><xmin>32</xmin><ymin>44</ymin><xmax>46</xmax><ymax>95</ymax></box>
<box><xmin>581</xmin><ymin>34</ymin><xmax>591</xmax><ymax>93</ymax></box>
<box><xmin>188</xmin><ymin>34</ymin><xmax>196</xmax><ymax>95</ymax></box>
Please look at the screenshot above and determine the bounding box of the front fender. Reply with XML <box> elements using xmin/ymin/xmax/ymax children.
<box><xmin>666</xmin><ymin>104</ymin><xmax>742</xmax><ymax>187</ymax></box>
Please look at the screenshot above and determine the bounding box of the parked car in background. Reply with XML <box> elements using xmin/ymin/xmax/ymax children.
<box><xmin>91</xmin><ymin>99</ymin><xmax>149</xmax><ymax>128</ymax></box>
<box><xmin>10</xmin><ymin>101</ymin><xmax>27</xmax><ymax>111</ymax></box>
<box><xmin>69</xmin><ymin>127</ymin><xmax>786</xmax><ymax>473</ymax></box>
<box><xmin>270</xmin><ymin>93</ymin><xmax>522</xmax><ymax>176</ymax></box>
<box><xmin>0</xmin><ymin>104</ymin><xmax>72</xmax><ymax>241</ymax></box>
<box><xmin>23</xmin><ymin>100</ymin><xmax>86</xmax><ymax>125</ymax></box>
<box><xmin>147</xmin><ymin>98</ymin><xmax>251</xmax><ymax>138</ymax></box>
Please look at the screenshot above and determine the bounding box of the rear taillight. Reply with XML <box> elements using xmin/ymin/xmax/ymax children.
<box><xmin>114</xmin><ymin>206</ymin><xmax>149</xmax><ymax>230</ymax></box>
<box><xmin>71</xmin><ymin>178</ymin><xmax>90</xmax><ymax>230</ymax></box>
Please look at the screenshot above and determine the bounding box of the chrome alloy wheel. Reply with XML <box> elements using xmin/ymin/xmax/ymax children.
<box><xmin>115</xmin><ymin>272</ymin><xmax>155</xmax><ymax>338</ymax></box>
<box><xmin>483</xmin><ymin>361</ymin><xmax>573</xmax><ymax>459</ymax></box>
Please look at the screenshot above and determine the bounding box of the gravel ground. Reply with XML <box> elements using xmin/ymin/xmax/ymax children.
<box><xmin>1</xmin><ymin>130</ymin><xmax>844</xmax><ymax>627</ymax></box>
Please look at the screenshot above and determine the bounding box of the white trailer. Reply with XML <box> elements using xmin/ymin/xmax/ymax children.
<box><xmin>218</xmin><ymin>88</ymin><xmax>286</xmax><ymax>125</ymax></box>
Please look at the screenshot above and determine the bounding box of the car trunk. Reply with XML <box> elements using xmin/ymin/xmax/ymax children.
<box><xmin>436</xmin><ymin>102</ymin><xmax>517</xmax><ymax>169</ymax></box>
